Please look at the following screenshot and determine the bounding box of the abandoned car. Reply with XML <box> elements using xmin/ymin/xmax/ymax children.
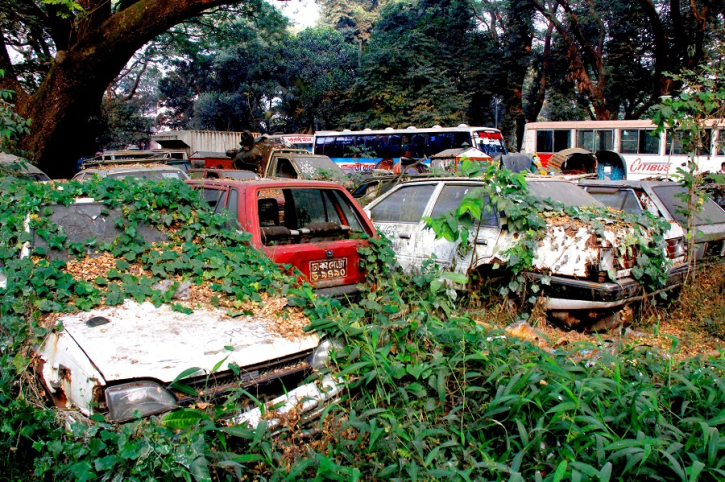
<box><xmin>2</xmin><ymin>198</ymin><xmax>339</xmax><ymax>426</ymax></box>
<box><xmin>187</xmin><ymin>179</ymin><xmax>376</xmax><ymax>298</ymax></box>
<box><xmin>364</xmin><ymin>177</ymin><xmax>688</xmax><ymax>330</ymax></box>
<box><xmin>187</xmin><ymin>168</ymin><xmax>259</xmax><ymax>181</ymax></box>
<box><xmin>580</xmin><ymin>179</ymin><xmax>725</xmax><ymax>261</ymax></box>
<box><xmin>72</xmin><ymin>164</ymin><xmax>190</xmax><ymax>181</ymax></box>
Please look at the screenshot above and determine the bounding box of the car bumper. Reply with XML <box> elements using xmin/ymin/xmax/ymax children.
<box><xmin>225</xmin><ymin>375</ymin><xmax>342</xmax><ymax>429</ymax></box>
<box><xmin>525</xmin><ymin>273</ymin><xmax>642</xmax><ymax>310</ymax></box>
<box><xmin>315</xmin><ymin>283</ymin><xmax>361</xmax><ymax>300</ymax></box>
<box><xmin>525</xmin><ymin>268</ymin><xmax>686</xmax><ymax>311</ymax></box>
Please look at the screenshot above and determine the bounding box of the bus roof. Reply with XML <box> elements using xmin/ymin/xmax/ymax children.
<box><xmin>525</xmin><ymin>119</ymin><xmax>725</xmax><ymax>129</ymax></box>
<box><xmin>315</xmin><ymin>125</ymin><xmax>502</xmax><ymax>136</ymax></box>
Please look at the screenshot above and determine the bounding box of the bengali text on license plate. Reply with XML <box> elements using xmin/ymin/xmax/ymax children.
<box><xmin>310</xmin><ymin>258</ymin><xmax>347</xmax><ymax>282</ymax></box>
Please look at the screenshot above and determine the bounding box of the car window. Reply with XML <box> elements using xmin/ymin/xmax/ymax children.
<box><xmin>652</xmin><ymin>185</ymin><xmax>725</xmax><ymax>226</ymax></box>
<box><xmin>585</xmin><ymin>187</ymin><xmax>642</xmax><ymax>214</ymax></box>
<box><xmin>33</xmin><ymin>203</ymin><xmax>167</xmax><ymax>260</ymax></box>
<box><xmin>276</xmin><ymin>158</ymin><xmax>297</xmax><ymax>178</ymax></box>
<box><xmin>528</xmin><ymin>181</ymin><xmax>604</xmax><ymax>208</ymax></box>
<box><xmin>289</xmin><ymin>189</ymin><xmax>343</xmax><ymax>227</ymax></box>
<box><xmin>258</xmin><ymin>188</ymin><xmax>367</xmax><ymax>246</ymax></box>
<box><xmin>430</xmin><ymin>185</ymin><xmax>498</xmax><ymax>226</ymax></box>
<box><xmin>200</xmin><ymin>188</ymin><xmax>228</xmax><ymax>214</ymax></box>
<box><xmin>370</xmin><ymin>184</ymin><xmax>436</xmax><ymax>223</ymax></box>
<box><xmin>107</xmin><ymin>170</ymin><xmax>185</xmax><ymax>181</ymax></box>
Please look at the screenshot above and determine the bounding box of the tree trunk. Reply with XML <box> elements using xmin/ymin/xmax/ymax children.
<box><xmin>14</xmin><ymin>0</ymin><xmax>250</xmax><ymax>179</ymax></box>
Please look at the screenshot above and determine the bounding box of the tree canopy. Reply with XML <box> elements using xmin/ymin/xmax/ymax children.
<box><xmin>1</xmin><ymin>0</ymin><xmax>724</xmax><ymax>174</ymax></box>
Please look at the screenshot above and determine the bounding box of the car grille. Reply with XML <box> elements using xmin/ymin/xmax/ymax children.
<box><xmin>173</xmin><ymin>349</ymin><xmax>313</xmax><ymax>403</ymax></box>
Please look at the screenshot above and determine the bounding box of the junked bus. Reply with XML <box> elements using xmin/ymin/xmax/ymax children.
<box><xmin>314</xmin><ymin>125</ymin><xmax>507</xmax><ymax>172</ymax></box>
<box><xmin>523</xmin><ymin>120</ymin><xmax>724</xmax><ymax>180</ymax></box>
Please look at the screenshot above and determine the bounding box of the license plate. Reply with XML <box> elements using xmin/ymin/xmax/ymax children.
<box><xmin>309</xmin><ymin>258</ymin><xmax>347</xmax><ymax>282</ymax></box>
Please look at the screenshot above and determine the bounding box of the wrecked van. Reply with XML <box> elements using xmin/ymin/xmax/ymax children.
<box><xmin>364</xmin><ymin>177</ymin><xmax>687</xmax><ymax>330</ymax></box>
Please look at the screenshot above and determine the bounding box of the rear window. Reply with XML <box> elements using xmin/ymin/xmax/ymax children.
<box><xmin>585</xmin><ymin>187</ymin><xmax>642</xmax><ymax>214</ymax></box>
<box><xmin>257</xmin><ymin>188</ymin><xmax>368</xmax><ymax>246</ymax></box>
<box><xmin>107</xmin><ymin>170</ymin><xmax>187</xmax><ymax>181</ymax></box>
<box><xmin>528</xmin><ymin>181</ymin><xmax>603</xmax><ymax>208</ymax></box>
<box><xmin>370</xmin><ymin>184</ymin><xmax>436</xmax><ymax>223</ymax></box>
<box><xmin>652</xmin><ymin>185</ymin><xmax>725</xmax><ymax>226</ymax></box>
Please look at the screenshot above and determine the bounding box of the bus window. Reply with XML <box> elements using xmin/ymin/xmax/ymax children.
<box><xmin>389</xmin><ymin>135</ymin><xmax>402</xmax><ymax>157</ymax></box>
<box><xmin>554</xmin><ymin>131</ymin><xmax>570</xmax><ymax>151</ymax></box>
<box><xmin>453</xmin><ymin>132</ymin><xmax>472</xmax><ymax>149</ymax></box>
<box><xmin>577</xmin><ymin>129</ymin><xmax>613</xmax><ymax>151</ymax></box>
<box><xmin>411</xmin><ymin>134</ymin><xmax>428</xmax><ymax>157</ymax></box>
<box><xmin>667</xmin><ymin>129</ymin><xmax>711</xmax><ymax>155</ymax></box>
<box><xmin>536</xmin><ymin>130</ymin><xmax>553</xmax><ymax>152</ymax></box>
<box><xmin>315</xmin><ymin>136</ymin><xmax>333</xmax><ymax>155</ymax></box>
<box><xmin>620</xmin><ymin>129</ymin><xmax>659</xmax><ymax>154</ymax></box>
<box><xmin>334</xmin><ymin>136</ymin><xmax>355</xmax><ymax>157</ymax></box>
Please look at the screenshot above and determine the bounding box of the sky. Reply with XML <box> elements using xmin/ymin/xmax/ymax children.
<box><xmin>266</xmin><ymin>0</ymin><xmax>321</xmax><ymax>29</ymax></box>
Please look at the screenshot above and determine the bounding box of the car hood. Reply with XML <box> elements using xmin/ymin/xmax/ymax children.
<box><xmin>57</xmin><ymin>300</ymin><xmax>319</xmax><ymax>384</ymax></box>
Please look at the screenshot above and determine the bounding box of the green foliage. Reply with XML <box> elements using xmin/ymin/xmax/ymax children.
<box><xmin>0</xmin><ymin>70</ymin><xmax>32</xmax><ymax>155</ymax></box>
<box><xmin>652</xmin><ymin>66</ymin><xmax>725</xmax><ymax>269</ymax></box>
<box><xmin>0</xmin><ymin>178</ymin><xmax>723</xmax><ymax>480</ymax></box>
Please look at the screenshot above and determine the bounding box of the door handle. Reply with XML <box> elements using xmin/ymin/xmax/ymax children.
<box><xmin>475</xmin><ymin>238</ymin><xmax>487</xmax><ymax>245</ymax></box>
<box><xmin>399</xmin><ymin>233</ymin><xmax>411</xmax><ymax>239</ymax></box>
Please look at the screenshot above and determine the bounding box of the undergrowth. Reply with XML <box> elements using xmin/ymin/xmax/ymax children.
<box><xmin>0</xmin><ymin>175</ymin><xmax>724</xmax><ymax>481</ymax></box>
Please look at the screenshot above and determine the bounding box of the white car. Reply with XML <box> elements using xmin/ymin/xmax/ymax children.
<box><xmin>579</xmin><ymin>179</ymin><xmax>725</xmax><ymax>261</ymax></box>
<box><xmin>5</xmin><ymin>200</ymin><xmax>338</xmax><ymax>427</ymax></box>
<box><xmin>364</xmin><ymin>177</ymin><xmax>688</xmax><ymax>330</ymax></box>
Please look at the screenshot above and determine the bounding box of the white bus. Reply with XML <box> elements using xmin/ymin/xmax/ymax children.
<box><xmin>522</xmin><ymin>120</ymin><xmax>724</xmax><ymax>180</ymax></box>
<box><xmin>314</xmin><ymin>125</ymin><xmax>507</xmax><ymax>171</ymax></box>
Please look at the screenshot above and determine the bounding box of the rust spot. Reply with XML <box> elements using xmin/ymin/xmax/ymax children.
<box><xmin>585</xmin><ymin>233</ymin><xmax>599</xmax><ymax>249</ymax></box>
<box><xmin>59</xmin><ymin>365</ymin><xmax>72</xmax><ymax>384</ymax></box>
<box><xmin>51</xmin><ymin>387</ymin><xmax>68</xmax><ymax>408</ymax></box>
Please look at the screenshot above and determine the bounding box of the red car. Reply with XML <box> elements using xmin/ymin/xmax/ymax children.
<box><xmin>187</xmin><ymin>179</ymin><xmax>376</xmax><ymax>297</ymax></box>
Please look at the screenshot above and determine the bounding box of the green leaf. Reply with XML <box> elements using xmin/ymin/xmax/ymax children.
<box><xmin>161</xmin><ymin>408</ymin><xmax>209</xmax><ymax>429</ymax></box>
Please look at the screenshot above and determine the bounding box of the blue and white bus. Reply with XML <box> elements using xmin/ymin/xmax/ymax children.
<box><xmin>313</xmin><ymin>125</ymin><xmax>507</xmax><ymax>172</ymax></box>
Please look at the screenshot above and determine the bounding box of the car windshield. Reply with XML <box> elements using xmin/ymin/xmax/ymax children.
<box><xmin>107</xmin><ymin>169</ymin><xmax>187</xmax><ymax>180</ymax></box>
<box><xmin>293</xmin><ymin>156</ymin><xmax>346</xmax><ymax>180</ymax></box>
<box><xmin>33</xmin><ymin>203</ymin><xmax>167</xmax><ymax>260</ymax></box>
<box><xmin>528</xmin><ymin>180</ymin><xmax>604</xmax><ymax>208</ymax></box>
<box><xmin>585</xmin><ymin>187</ymin><xmax>643</xmax><ymax>214</ymax></box>
<box><xmin>652</xmin><ymin>185</ymin><xmax>725</xmax><ymax>226</ymax></box>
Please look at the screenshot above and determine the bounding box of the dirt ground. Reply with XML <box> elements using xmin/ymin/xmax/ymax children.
<box><xmin>470</xmin><ymin>261</ymin><xmax>725</xmax><ymax>363</ymax></box>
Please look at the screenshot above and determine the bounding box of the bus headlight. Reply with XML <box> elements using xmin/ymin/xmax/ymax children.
<box><xmin>106</xmin><ymin>381</ymin><xmax>177</xmax><ymax>422</ymax></box>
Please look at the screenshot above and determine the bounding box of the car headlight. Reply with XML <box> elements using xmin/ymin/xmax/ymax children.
<box><xmin>105</xmin><ymin>381</ymin><xmax>177</xmax><ymax>422</ymax></box>
<box><xmin>309</xmin><ymin>339</ymin><xmax>344</xmax><ymax>370</ymax></box>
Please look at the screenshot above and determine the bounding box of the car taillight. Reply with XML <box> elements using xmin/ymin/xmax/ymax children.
<box><xmin>666</xmin><ymin>237</ymin><xmax>686</xmax><ymax>259</ymax></box>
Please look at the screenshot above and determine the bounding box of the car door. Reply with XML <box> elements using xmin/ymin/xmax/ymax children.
<box><xmin>418</xmin><ymin>183</ymin><xmax>502</xmax><ymax>274</ymax></box>
<box><xmin>367</xmin><ymin>183</ymin><xmax>438</xmax><ymax>272</ymax></box>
